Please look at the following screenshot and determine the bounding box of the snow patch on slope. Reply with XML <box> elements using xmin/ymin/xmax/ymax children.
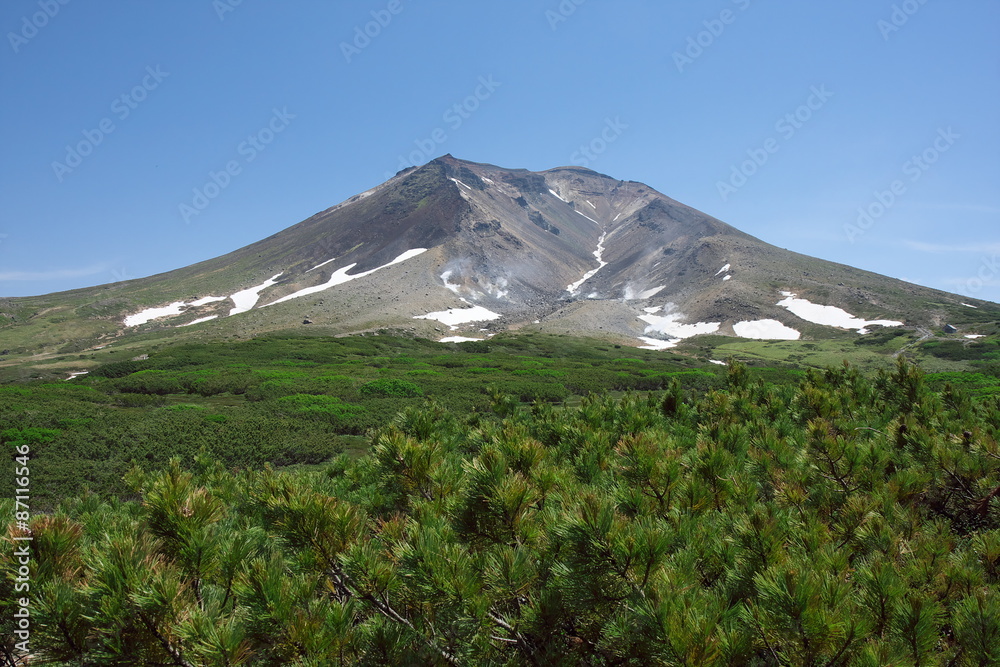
<box><xmin>549</xmin><ymin>188</ymin><xmax>567</xmax><ymax>203</ymax></box>
<box><xmin>715</xmin><ymin>264</ymin><xmax>731</xmax><ymax>276</ymax></box>
<box><xmin>638</xmin><ymin>304</ymin><xmax>721</xmax><ymax>348</ymax></box>
<box><xmin>189</xmin><ymin>296</ymin><xmax>227</xmax><ymax>307</ymax></box>
<box><xmin>777</xmin><ymin>292</ymin><xmax>902</xmax><ymax>334</ymax></box>
<box><xmin>734</xmin><ymin>319</ymin><xmax>801</xmax><ymax>340</ymax></box>
<box><xmin>414</xmin><ymin>305</ymin><xmax>501</xmax><ymax>329</ymax></box>
<box><xmin>264</xmin><ymin>250</ymin><xmax>426</xmax><ymax>307</ymax></box>
<box><xmin>125</xmin><ymin>302</ymin><xmax>189</xmax><ymax>327</ymax></box>
<box><xmin>638</xmin><ymin>337</ymin><xmax>677</xmax><ymax>350</ymax></box>
<box><xmin>307</xmin><ymin>257</ymin><xmax>338</xmax><ymax>273</ymax></box>
<box><xmin>567</xmin><ymin>232</ymin><xmax>608</xmax><ymax>293</ymax></box>
<box><xmin>231</xmin><ymin>274</ymin><xmax>284</xmax><ymax>315</ymax></box>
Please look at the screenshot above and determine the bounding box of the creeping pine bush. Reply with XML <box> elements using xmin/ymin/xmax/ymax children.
<box><xmin>359</xmin><ymin>378</ymin><xmax>423</xmax><ymax>397</ymax></box>
<box><xmin>13</xmin><ymin>359</ymin><xmax>1000</xmax><ymax>665</ymax></box>
<box><xmin>274</xmin><ymin>394</ymin><xmax>363</xmax><ymax>422</ymax></box>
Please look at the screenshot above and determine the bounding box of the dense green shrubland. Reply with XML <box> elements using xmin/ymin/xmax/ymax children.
<box><xmin>0</xmin><ymin>335</ymin><xmax>725</xmax><ymax>507</ymax></box>
<box><xmin>3</xmin><ymin>358</ymin><xmax>999</xmax><ymax>665</ymax></box>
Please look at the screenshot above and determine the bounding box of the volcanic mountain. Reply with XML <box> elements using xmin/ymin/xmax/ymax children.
<box><xmin>1</xmin><ymin>155</ymin><xmax>996</xmax><ymax>358</ymax></box>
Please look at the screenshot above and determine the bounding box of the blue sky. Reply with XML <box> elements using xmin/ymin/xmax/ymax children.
<box><xmin>2</xmin><ymin>0</ymin><xmax>998</xmax><ymax>302</ymax></box>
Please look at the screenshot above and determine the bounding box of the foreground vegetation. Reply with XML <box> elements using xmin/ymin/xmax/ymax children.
<box><xmin>3</xmin><ymin>357</ymin><xmax>999</xmax><ymax>665</ymax></box>
<box><xmin>0</xmin><ymin>334</ymin><xmax>742</xmax><ymax>508</ymax></box>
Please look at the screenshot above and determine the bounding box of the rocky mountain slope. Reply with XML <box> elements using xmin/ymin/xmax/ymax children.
<box><xmin>1</xmin><ymin>155</ymin><xmax>996</xmax><ymax>360</ymax></box>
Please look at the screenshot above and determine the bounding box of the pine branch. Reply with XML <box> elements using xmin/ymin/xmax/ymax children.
<box><xmin>0</xmin><ymin>645</ymin><xmax>24</xmax><ymax>667</ymax></box>
<box><xmin>139</xmin><ymin>612</ymin><xmax>196</xmax><ymax>667</ymax></box>
<box><xmin>487</xmin><ymin>609</ymin><xmax>535</xmax><ymax>654</ymax></box>
<box><xmin>325</xmin><ymin>561</ymin><xmax>460</xmax><ymax>666</ymax></box>
<box><xmin>973</xmin><ymin>483</ymin><xmax>1000</xmax><ymax>516</ymax></box>
<box><xmin>822</xmin><ymin>624</ymin><xmax>856</xmax><ymax>667</ymax></box>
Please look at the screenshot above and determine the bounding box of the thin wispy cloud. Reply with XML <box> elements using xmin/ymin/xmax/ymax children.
<box><xmin>0</xmin><ymin>265</ymin><xmax>109</xmax><ymax>282</ymax></box>
<box><xmin>900</xmin><ymin>202</ymin><xmax>1000</xmax><ymax>215</ymax></box>
<box><xmin>941</xmin><ymin>277</ymin><xmax>1000</xmax><ymax>288</ymax></box>
<box><xmin>902</xmin><ymin>240</ymin><xmax>1000</xmax><ymax>254</ymax></box>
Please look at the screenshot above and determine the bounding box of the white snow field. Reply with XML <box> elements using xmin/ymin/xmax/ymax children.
<box><xmin>709</xmin><ymin>360</ymin><xmax>727</xmax><ymax>366</ymax></box>
<box><xmin>264</xmin><ymin>249</ymin><xmax>427</xmax><ymax>307</ymax></box>
<box><xmin>962</xmin><ymin>303</ymin><xmax>978</xmax><ymax>308</ymax></box>
<box><xmin>722</xmin><ymin>275</ymin><xmax>732</xmax><ymax>281</ymax></box>
<box><xmin>188</xmin><ymin>296</ymin><xmax>227</xmax><ymax>307</ymax></box>
<box><xmin>231</xmin><ymin>274</ymin><xmax>284</xmax><ymax>315</ymax></box>
<box><xmin>306</xmin><ymin>257</ymin><xmax>337</xmax><ymax>273</ymax></box>
<box><xmin>567</xmin><ymin>232</ymin><xmax>608</xmax><ymax>293</ymax></box>
<box><xmin>124</xmin><ymin>302</ymin><xmax>189</xmax><ymax>327</ymax></box>
<box><xmin>715</xmin><ymin>264</ymin><xmax>731</xmax><ymax>276</ymax></box>
<box><xmin>777</xmin><ymin>292</ymin><xmax>902</xmax><ymax>334</ymax></box>
<box><xmin>966</xmin><ymin>334</ymin><xmax>985</xmax><ymax>339</ymax></box>
<box><xmin>635</xmin><ymin>303</ymin><xmax>721</xmax><ymax>350</ymax></box>
<box><xmin>439</xmin><ymin>336</ymin><xmax>484</xmax><ymax>343</ymax></box>
<box><xmin>639</xmin><ymin>308</ymin><xmax>721</xmax><ymax>339</ymax></box>
<box><xmin>733</xmin><ymin>319</ymin><xmax>801</xmax><ymax>340</ymax></box>
<box><xmin>575</xmin><ymin>210</ymin><xmax>600</xmax><ymax>224</ymax></box>
<box><xmin>126</xmin><ymin>290</ymin><xmax>249</xmax><ymax>326</ymax></box>
<box><xmin>548</xmin><ymin>189</ymin><xmax>568</xmax><ymax>202</ymax></box>
<box><xmin>638</xmin><ymin>337</ymin><xmax>677</xmax><ymax>350</ymax></box>
<box><xmin>414</xmin><ymin>305</ymin><xmax>501</xmax><ymax>329</ymax></box>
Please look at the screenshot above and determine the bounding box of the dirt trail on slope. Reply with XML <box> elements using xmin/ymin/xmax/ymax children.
<box><xmin>893</xmin><ymin>326</ymin><xmax>934</xmax><ymax>358</ymax></box>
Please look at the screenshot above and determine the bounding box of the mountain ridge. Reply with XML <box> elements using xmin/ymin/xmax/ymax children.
<box><xmin>1</xmin><ymin>155</ymin><xmax>996</xmax><ymax>363</ymax></box>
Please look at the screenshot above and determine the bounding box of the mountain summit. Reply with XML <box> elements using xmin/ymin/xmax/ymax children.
<box><xmin>1</xmin><ymin>156</ymin><xmax>995</xmax><ymax>357</ymax></box>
